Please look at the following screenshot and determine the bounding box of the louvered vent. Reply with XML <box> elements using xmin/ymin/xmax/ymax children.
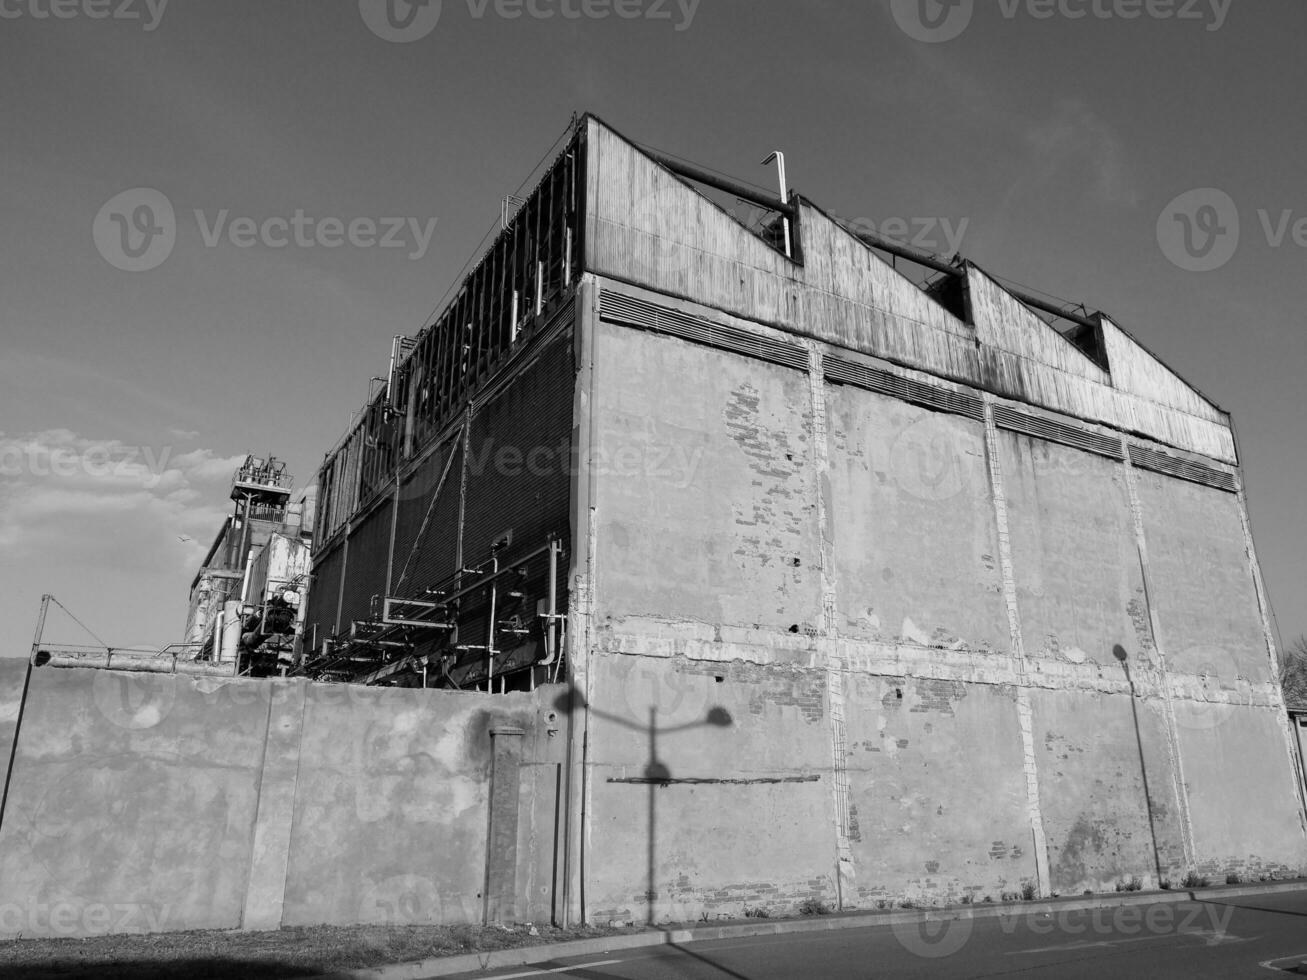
<box><xmin>1128</xmin><ymin>445</ymin><xmax>1238</xmax><ymax>493</ymax></box>
<box><xmin>599</xmin><ymin>292</ymin><xmax>808</xmax><ymax>371</ymax></box>
<box><xmin>992</xmin><ymin>404</ymin><xmax>1124</xmax><ymax>460</ymax></box>
<box><xmin>824</xmin><ymin>355</ymin><xmax>984</xmax><ymax>421</ymax></box>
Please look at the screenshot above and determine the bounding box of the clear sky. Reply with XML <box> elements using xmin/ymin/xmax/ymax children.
<box><xmin>1</xmin><ymin>0</ymin><xmax>1303</xmax><ymax>654</ymax></box>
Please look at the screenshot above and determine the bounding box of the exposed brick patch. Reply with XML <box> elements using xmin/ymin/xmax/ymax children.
<box><xmin>909</xmin><ymin>678</ymin><xmax>968</xmax><ymax>715</ymax></box>
<box><xmin>679</xmin><ymin>657</ymin><xmax>826</xmax><ymax>724</ymax></box>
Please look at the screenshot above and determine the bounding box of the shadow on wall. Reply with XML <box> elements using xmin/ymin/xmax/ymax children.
<box><xmin>1113</xmin><ymin>642</ymin><xmax>1165</xmax><ymax>887</ymax></box>
<box><xmin>552</xmin><ymin>683</ymin><xmax>733</xmax><ymax>925</ymax></box>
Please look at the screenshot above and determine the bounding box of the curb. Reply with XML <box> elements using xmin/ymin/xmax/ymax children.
<box><xmin>322</xmin><ymin>879</ymin><xmax>1307</xmax><ymax>979</ymax></box>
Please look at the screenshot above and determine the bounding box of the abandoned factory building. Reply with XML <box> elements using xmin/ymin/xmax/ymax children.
<box><xmin>295</xmin><ymin>114</ymin><xmax>1307</xmax><ymax>918</ymax></box>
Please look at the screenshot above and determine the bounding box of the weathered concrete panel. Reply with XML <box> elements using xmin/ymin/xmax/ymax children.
<box><xmin>1136</xmin><ymin>472</ymin><xmax>1269</xmax><ymax>681</ymax></box>
<box><xmin>584</xmin><ymin>652</ymin><xmax>835</xmax><ymax>923</ymax></box>
<box><xmin>1030</xmin><ymin>688</ymin><xmax>1184</xmax><ymax>893</ymax></box>
<box><xmin>241</xmin><ymin>681</ymin><xmax>306</xmax><ymax>931</ymax></box>
<box><xmin>1177</xmin><ymin>705</ymin><xmax>1306</xmax><ymax>878</ymax></box>
<box><xmin>591</xmin><ymin>322</ymin><xmax>820</xmax><ymax>631</ymax></box>
<box><xmin>843</xmin><ymin>675</ymin><xmax>1035</xmax><ymax>905</ymax></box>
<box><xmin>998</xmin><ymin>432</ymin><xmax>1150</xmax><ymax>666</ymax></box>
<box><xmin>0</xmin><ymin>670</ymin><xmax>570</xmax><ymax>937</ymax></box>
<box><xmin>826</xmin><ymin>384</ymin><xmax>1008</xmax><ymax>652</ymax></box>
<box><xmin>281</xmin><ymin>685</ymin><xmax>546</xmax><ymax>928</ymax></box>
<box><xmin>0</xmin><ymin>669</ymin><xmax>269</xmax><ymax>938</ymax></box>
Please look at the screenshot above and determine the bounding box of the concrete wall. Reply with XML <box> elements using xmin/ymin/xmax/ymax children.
<box><xmin>842</xmin><ymin>675</ymin><xmax>1036</xmax><ymax>905</ymax></box>
<box><xmin>0</xmin><ymin>659</ymin><xmax>26</xmax><ymax>792</ymax></box>
<box><xmin>826</xmin><ymin>384</ymin><xmax>1007</xmax><ymax>652</ymax></box>
<box><xmin>591</xmin><ymin>321</ymin><xmax>819</xmax><ymax>633</ymax></box>
<box><xmin>572</xmin><ymin>278</ymin><xmax>1307</xmax><ymax>921</ymax></box>
<box><xmin>0</xmin><ymin>666</ymin><xmax>565</xmax><ymax>938</ymax></box>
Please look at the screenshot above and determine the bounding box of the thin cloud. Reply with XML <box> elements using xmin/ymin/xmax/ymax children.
<box><xmin>1022</xmin><ymin>100</ymin><xmax>1139</xmax><ymax>207</ymax></box>
<box><xmin>0</xmin><ymin>430</ymin><xmax>240</xmax><ymax>562</ymax></box>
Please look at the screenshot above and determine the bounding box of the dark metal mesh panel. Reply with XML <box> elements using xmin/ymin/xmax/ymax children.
<box><xmin>305</xmin><ymin>542</ymin><xmax>344</xmax><ymax>644</ymax></box>
<box><xmin>338</xmin><ymin>498</ymin><xmax>394</xmax><ymax>629</ymax></box>
<box><xmin>451</xmin><ymin>326</ymin><xmax>575</xmax><ymax>679</ymax></box>
<box><xmin>391</xmin><ymin>440</ymin><xmax>463</xmax><ymax>600</ymax></box>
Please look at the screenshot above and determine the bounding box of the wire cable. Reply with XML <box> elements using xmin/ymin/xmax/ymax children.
<box><xmin>48</xmin><ymin>596</ymin><xmax>111</xmax><ymax>651</ymax></box>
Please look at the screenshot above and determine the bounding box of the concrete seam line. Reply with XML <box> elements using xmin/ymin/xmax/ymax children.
<box><xmin>317</xmin><ymin>881</ymin><xmax>1307</xmax><ymax>979</ymax></box>
<box><xmin>982</xmin><ymin>396</ymin><xmax>1051</xmax><ymax>897</ymax></box>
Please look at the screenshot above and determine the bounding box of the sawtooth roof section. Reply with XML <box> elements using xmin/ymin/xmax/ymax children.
<box><xmin>585</xmin><ymin>116</ymin><xmax>802</xmax><ymax>327</ymax></box>
<box><xmin>968</xmin><ymin>266</ymin><xmax>1233</xmax><ymax>462</ymax></box>
<box><xmin>582</xmin><ymin>115</ymin><xmax>1236</xmax><ymax>464</ymax></box>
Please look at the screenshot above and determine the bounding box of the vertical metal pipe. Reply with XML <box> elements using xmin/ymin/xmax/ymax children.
<box><xmin>212</xmin><ymin>606</ymin><xmax>225</xmax><ymax>663</ymax></box>
<box><xmin>485</xmin><ymin>555</ymin><xmax>499</xmax><ymax>693</ymax></box>
<box><xmin>762</xmin><ymin>151</ymin><xmax>792</xmax><ymax>259</ymax></box>
<box><xmin>547</xmin><ymin>539</ymin><xmax>558</xmax><ymax>662</ymax></box>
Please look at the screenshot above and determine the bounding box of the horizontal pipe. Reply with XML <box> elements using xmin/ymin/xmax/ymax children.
<box><xmin>847</xmin><ymin>224</ymin><xmax>1099</xmax><ymax>330</ymax></box>
<box><xmin>849</xmin><ymin>224</ymin><xmax>960</xmax><ymax>277</ymax></box>
<box><xmin>643</xmin><ymin>149</ymin><xmax>795</xmax><ymax>218</ymax></box>
<box><xmin>1005</xmin><ymin>288</ymin><xmax>1098</xmax><ymax>331</ymax></box>
<box><xmin>36</xmin><ymin>651</ymin><xmax>238</xmax><ymax>677</ymax></box>
<box><xmin>425</xmin><ymin>540</ymin><xmax>556</xmax><ymax>606</ymax></box>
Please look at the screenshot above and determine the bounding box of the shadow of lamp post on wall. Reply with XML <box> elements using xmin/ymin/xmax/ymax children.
<box><xmin>554</xmin><ymin>684</ymin><xmax>733</xmax><ymax>925</ymax></box>
<box><xmin>1113</xmin><ymin>643</ymin><xmax>1165</xmax><ymax>886</ymax></box>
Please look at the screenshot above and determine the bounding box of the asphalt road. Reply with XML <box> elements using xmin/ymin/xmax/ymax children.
<box><xmin>443</xmin><ymin>889</ymin><xmax>1307</xmax><ymax>979</ymax></box>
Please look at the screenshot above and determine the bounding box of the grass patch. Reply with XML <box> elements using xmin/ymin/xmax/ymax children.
<box><xmin>0</xmin><ymin>922</ymin><xmax>637</xmax><ymax>979</ymax></box>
